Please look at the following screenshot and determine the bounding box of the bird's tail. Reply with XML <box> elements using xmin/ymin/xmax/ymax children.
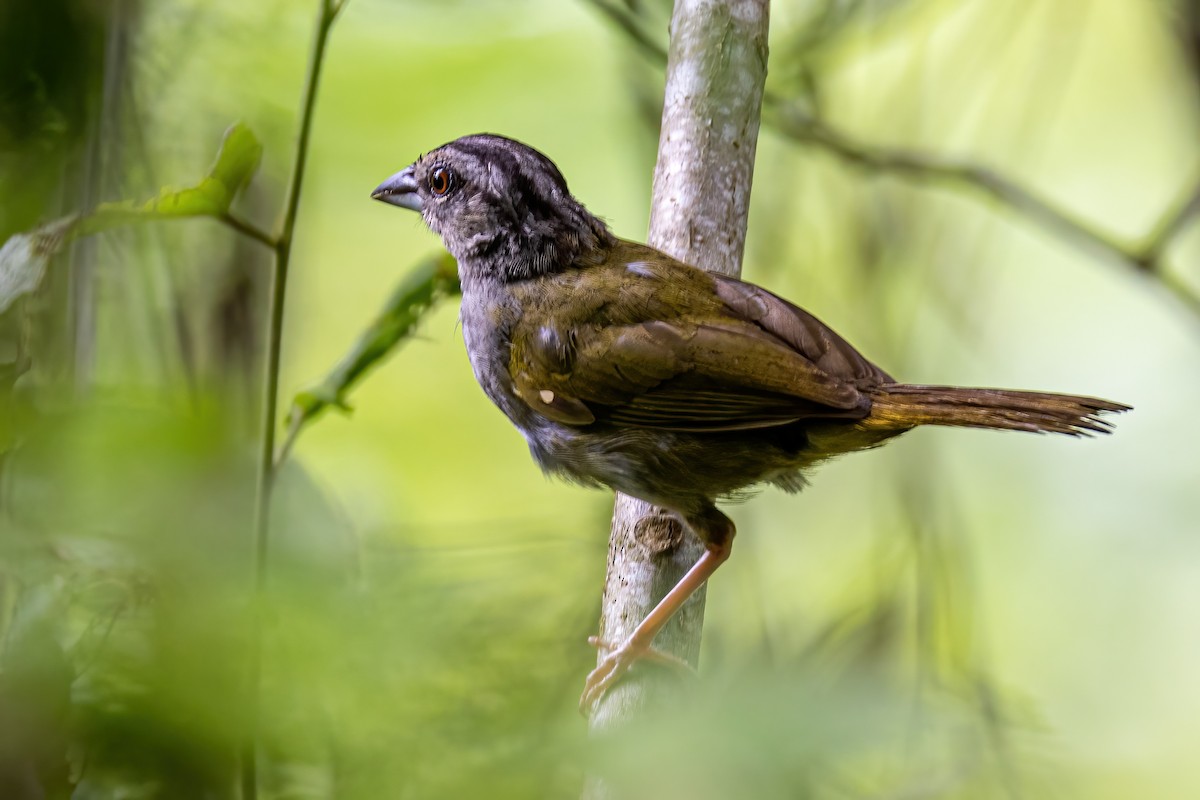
<box><xmin>864</xmin><ymin>384</ymin><xmax>1130</xmax><ymax>436</ymax></box>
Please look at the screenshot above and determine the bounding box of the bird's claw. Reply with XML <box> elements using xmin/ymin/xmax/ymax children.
<box><xmin>578</xmin><ymin>636</ymin><xmax>697</xmax><ymax>715</ymax></box>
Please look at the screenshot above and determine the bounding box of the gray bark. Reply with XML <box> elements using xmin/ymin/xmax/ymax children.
<box><xmin>584</xmin><ymin>0</ymin><xmax>769</xmax><ymax>792</ymax></box>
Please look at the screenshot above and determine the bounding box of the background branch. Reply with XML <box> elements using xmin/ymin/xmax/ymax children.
<box><xmin>220</xmin><ymin>211</ymin><xmax>277</xmax><ymax>250</ymax></box>
<box><xmin>770</xmin><ymin>108</ymin><xmax>1200</xmax><ymax>318</ymax></box>
<box><xmin>583</xmin><ymin>0</ymin><xmax>1200</xmax><ymax>320</ymax></box>
<box><xmin>584</xmin><ymin>0</ymin><xmax>770</xmax><ymax>794</ymax></box>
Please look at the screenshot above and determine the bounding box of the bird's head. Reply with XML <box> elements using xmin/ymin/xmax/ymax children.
<box><xmin>372</xmin><ymin>133</ymin><xmax>614</xmax><ymax>282</ymax></box>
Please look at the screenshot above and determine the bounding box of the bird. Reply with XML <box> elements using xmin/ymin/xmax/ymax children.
<box><xmin>371</xmin><ymin>133</ymin><xmax>1129</xmax><ymax>713</ymax></box>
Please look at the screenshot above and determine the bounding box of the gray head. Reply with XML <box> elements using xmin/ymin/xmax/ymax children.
<box><xmin>373</xmin><ymin>134</ymin><xmax>615</xmax><ymax>281</ymax></box>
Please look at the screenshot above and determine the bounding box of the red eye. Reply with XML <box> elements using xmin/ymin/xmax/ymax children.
<box><xmin>429</xmin><ymin>167</ymin><xmax>453</xmax><ymax>196</ymax></box>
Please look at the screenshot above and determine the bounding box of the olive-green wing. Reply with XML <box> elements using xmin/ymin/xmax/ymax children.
<box><xmin>512</xmin><ymin>317</ymin><xmax>872</xmax><ymax>433</ymax></box>
<box><xmin>508</xmin><ymin>247</ymin><xmax>892</xmax><ymax>432</ymax></box>
<box><xmin>710</xmin><ymin>275</ymin><xmax>895</xmax><ymax>388</ymax></box>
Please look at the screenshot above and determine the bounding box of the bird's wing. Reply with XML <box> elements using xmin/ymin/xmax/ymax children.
<box><xmin>511</xmin><ymin>259</ymin><xmax>888</xmax><ymax>432</ymax></box>
<box><xmin>709</xmin><ymin>275</ymin><xmax>895</xmax><ymax>388</ymax></box>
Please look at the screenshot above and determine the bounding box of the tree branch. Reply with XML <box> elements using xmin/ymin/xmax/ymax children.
<box><xmin>583</xmin><ymin>0</ymin><xmax>668</xmax><ymax>64</ymax></box>
<box><xmin>1139</xmin><ymin>179</ymin><xmax>1200</xmax><ymax>264</ymax></box>
<box><xmin>219</xmin><ymin>212</ymin><xmax>277</xmax><ymax>250</ymax></box>
<box><xmin>769</xmin><ymin>107</ymin><xmax>1200</xmax><ymax>318</ymax></box>
<box><xmin>584</xmin><ymin>0</ymin><xmax>770</xmax><ymax>793</ymax></box>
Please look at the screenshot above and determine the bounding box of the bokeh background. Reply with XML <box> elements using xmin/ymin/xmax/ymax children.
<box><xmin>1</xmin><ymin>0</ymin><xmax>1198</xmax><ymax>797</ymax></box>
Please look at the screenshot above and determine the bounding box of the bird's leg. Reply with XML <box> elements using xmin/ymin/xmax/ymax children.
<box><xmin>580</xmin><ymin>505</ymin><xmax>735</xmax><ymax>714</ymax></box>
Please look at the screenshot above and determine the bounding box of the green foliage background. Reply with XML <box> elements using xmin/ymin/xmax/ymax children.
<box><xmin>0</xmin><ymin>0</ymin><xmax>1197</xmax><ymax>798</ymax></box>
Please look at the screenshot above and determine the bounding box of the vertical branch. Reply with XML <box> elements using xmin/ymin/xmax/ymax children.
<box><xmin>243</xmin><ymin>1</ymin><xmax>346</xmax><ymax>797</ymax></box>
<box><xmin>585</xmin><ymin>0</ymin><xmax>770</xmax><ymax>752</ymax></box>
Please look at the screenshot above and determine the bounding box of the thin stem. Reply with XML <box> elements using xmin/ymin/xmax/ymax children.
<box><xmin>273</xmin><ymin>413</ymin><xmax>304</xmax><ymax>472</ymax></box>
<box><xmin>242</xmin><ymin>1</ymin><xmax>347</xmax><ymax>798</ymax></box>
<box><xmin>220</xmin><ymin>212</ymin><xmax>277</xmax><ymax>250</ymax></box>
<box><xmin>1138</xmin><ymin>180</ymin><xmax>1200</xmax><ymax>264</ymax></box>
<box><xmin>581</xmin><ymin>0</ymin><xmax>667</xmax><ymax>63</ymax></box>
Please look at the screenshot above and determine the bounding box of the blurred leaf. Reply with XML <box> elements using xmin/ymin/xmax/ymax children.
<box><xmin>77</xmin><ymin>122</ymin><xmax>262</xmax><ymax>234</ymax></box>
<box><xmin>0</xmin><ymin>122</ymin><xmax>262</xmax><ymax>318</ymax></box>
<box><xmin>286</xmin><ymin>251</ymin><xmax>460</xmax><ymax>434</ymax></box>
<box><xmin>0</xmin><ymin>217</ymin><xmax>77</xmax><ymax>314</ymax></box>
<box><xmin>0</xmin><ymin>580</ymin><xmax>73</xmax><ymax>800</ymax></box>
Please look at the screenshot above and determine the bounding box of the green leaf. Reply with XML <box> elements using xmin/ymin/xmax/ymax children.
<box><xmin>0</xmin><ymin>216</ymin><xmax>78</xmax><ymax>314</ymax></box>
<box><xmin>286</xmin><ymin>251</ymin><xmax>460</xmax><ymax>434</ymax></box>
<box><xmin>78</xmin><ymin>122</ymin><xmax>263</xmax><ymax>235</ymax></box>
<box><xmin>207</xmin><ymin>122</ymin><xmax>263</xmax><ymax>197</ymax></box>
<box><xmin>0</xmin><ymin>123</ymin><xmax>263</xmax><ymax>313</ymax></box>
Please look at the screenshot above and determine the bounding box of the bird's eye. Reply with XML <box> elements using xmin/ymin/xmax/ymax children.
<box><xmin>428</xmin><ymin>166</ymin><xmax>454</xmax><ymax>196</ymax></box>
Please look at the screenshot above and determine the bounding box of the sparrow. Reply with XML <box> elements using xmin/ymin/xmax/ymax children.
<box><xmin>371</xmin><ymin>133</ymin><xmax>1129</xmax><ymax>713</ymax></box>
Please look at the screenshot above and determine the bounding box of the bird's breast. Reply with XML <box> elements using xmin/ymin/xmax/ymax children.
<box><xmin>458</xmin><ymin>281</ymin><xmax>563</xmax><ymax>451</ymax></box>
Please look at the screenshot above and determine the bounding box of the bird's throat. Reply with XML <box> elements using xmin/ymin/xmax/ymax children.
<box><xmin>456</xmin><ymin>206</ymin><xmax>616</xmax><ymax>284</ymax></box>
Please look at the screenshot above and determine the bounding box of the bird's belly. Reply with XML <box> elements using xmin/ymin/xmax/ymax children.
<box><xmin>526</xmin><ymin>423</ymin><xmax>815</xmax><ymax>513</ymax></box>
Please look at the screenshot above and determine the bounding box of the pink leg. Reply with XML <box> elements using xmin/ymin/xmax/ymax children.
<box><xmin>580</xmin><ymin>506</ymin><xmax>735</xmax><ymax>714</ymax></box>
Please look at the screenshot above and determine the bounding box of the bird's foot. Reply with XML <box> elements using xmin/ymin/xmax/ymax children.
<box><xmin>579</xmin><ymin>635</ymin><xmax>697</xmax><ymax>715</ymax></box>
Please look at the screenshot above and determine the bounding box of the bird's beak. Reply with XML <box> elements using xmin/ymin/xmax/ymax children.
<box><xmin>371</xmin><ymin>166</ymin><xmax>422</xmax><ymax>211</ymax></box>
